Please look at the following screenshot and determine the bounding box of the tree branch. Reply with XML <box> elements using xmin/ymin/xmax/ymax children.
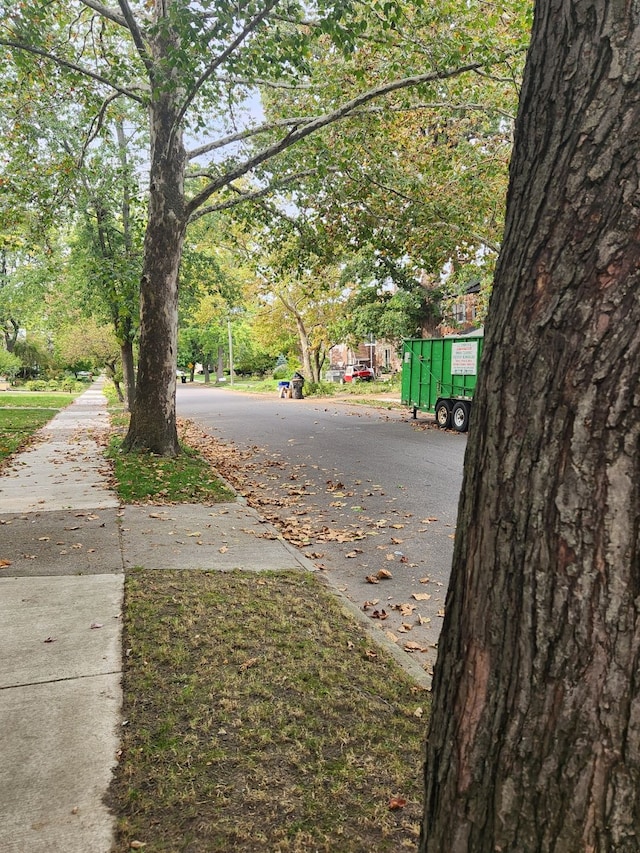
<box><xmin>187</xmin><ymin>93</ymin><xmax>513</xmax><ymax>162</ymax></box>
<box><xmin>188</xmin><ymin>168</ymin><xmax>337</xmax><ymax>221</ymax></box>
<box><xmin>115</xmin><ymin>0</ymin><xmax>154</xmax><ymax>79</ymax></box>
<box><xmin>80</xmin><ymin>92</ymin><xmax>124</xmax><ymax>163</ymax></box>
<box><xmin>184</xmin><ymin>61</ymin><xmax>484</xmax><ymax>218</ymax></box>
<box><xmin>188</xmin><ymin>116</ymin><xmax>319</xmax><ymax>160</ymax></box>
<box><xmin>79</xmin><ymin>0</ymin><xmax>129</xmax><ymax>28</ymax></box>
<box><xmin>175</xmin><ymin>0</ymin><xmax>282</xmax><ymax>131</ymax></box>
<box><xmin>0</xmin><ymin>39</ymin><xmax>145</xmax><ymax>103</ymax></box>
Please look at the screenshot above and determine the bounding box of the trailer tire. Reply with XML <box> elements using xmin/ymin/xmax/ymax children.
<box><xmin>452</xmin><ymin>402</ymin><xmax>471</xmax><ymax>432</ymax></box>
<box><xmin>435</xmin><ymin>400</ymin><xmax>452</xmax><ymax>429</ymax></box>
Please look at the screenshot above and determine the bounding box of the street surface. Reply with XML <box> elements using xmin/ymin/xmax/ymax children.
<box><xmin>177</xmin><ymin>384</ymin><xmax>467</xmax><ymax>676</ymax></box>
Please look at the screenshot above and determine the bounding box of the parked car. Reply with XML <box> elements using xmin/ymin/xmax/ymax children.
<box><xmin>343</xmin><ymin>364</ymin><xmax>375</xmax><ymax>382</ymax></box>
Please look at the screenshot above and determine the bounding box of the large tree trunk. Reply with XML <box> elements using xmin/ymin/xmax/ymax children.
<box><xmin>421</xmin><ymin>3</ymin><xmax>640</xmax><ymax>851</ymax></box>
<box><xmin>123</xmin><ymin>89</ymin><xmax>186</xmax><ymax>455</ymax></box>
<box><xmin>121</xmin><ymin>339</ymin><xmax>136</xmax><ymax>412</ymax></box>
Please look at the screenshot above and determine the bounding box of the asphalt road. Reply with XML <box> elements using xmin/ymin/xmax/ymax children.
<box><xmin>177</xmin><ymin>384</ymin><xmax>467</xmax><ymax>676</ymax></box>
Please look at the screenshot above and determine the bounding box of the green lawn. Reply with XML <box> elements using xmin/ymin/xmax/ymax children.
<box><xmin>0</xmin><ymin>394</ymin><xmax>78</xmax><ymax>463</ymax></box>
<box><xmin>0</xmin><ymin>391</ymin><xmax>79</xmax><ymax>408</ymax></box>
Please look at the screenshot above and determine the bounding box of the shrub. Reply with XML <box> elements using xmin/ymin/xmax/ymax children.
<box><xmin>25</xmin><ymin>380</ymin><xmax>48</xmax><ymax>391</ymax></box>
<box><xmin>304</xmin><ymin>381</ymin><xmax>336</xmax><ymax>397</ymax></box>
<box><xmin>272</xmin><ymin>365</ymin><xmax>290</xmax><ymax>381</ymax></box>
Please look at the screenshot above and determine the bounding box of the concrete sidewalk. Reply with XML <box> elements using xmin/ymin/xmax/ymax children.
<box><xmin>0</xmin><ymin>384</ymin><xmax>308</xmax><ymax>853</ymax></box>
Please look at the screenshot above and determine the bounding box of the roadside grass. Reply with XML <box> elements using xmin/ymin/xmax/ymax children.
<box><xmin>105</xmin><ymin>429</ymin><xmax>235</xmax><ymax>504</ymax></box>
<box><xmin>0</xmin><ymin>393</ymin><xmax>79</xmax><ymax>463</ymax></box>
<box><xmin>206</xmin><ymin>377</ymin><xmax>401</xmax><ymax>399</ymax></box>
<box><xmin>0</xmin><ymin>391</ymin><xmax>79</xmax><ymax>409</ymax></box>
<box><xmin>109</xmin><ymin>568</ymin><xmax>428</xmax><ymax>853</ymax></box>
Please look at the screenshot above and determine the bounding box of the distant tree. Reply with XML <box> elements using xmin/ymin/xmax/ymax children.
<box><xmin>66</xmin><ymin>117</ymin><xmax>144</xmax><ymax>409</ymax></box>
<box><xmin>0</xmin><ymin>348</ymin><xmax>21</xmax><ymax>379</ymax></box>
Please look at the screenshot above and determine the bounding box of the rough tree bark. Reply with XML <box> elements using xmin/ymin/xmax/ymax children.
<box><xmin>122</xmin><ymin>82</ymin><xmax>186</xmax><ymax>455</ymax></box>
<box><xmin>120</xmin><ymin>337</ymin><xmax>136</xmax><ymax>411</ymax></box>
<box><xmin>421</xmin><ymin>2</ymin><xmax>640</xmax><ymax>851</ymax></box>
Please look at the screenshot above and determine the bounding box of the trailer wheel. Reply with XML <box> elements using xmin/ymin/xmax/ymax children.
<box><xmin>452</xmin><ymin>402</ymin><xmax>470</xmax><ymax>432</ymax></box>
<box><xmin>435</xmin><ymin>400</ymin><xmax>452</xmax><ymax>429</ymax></box>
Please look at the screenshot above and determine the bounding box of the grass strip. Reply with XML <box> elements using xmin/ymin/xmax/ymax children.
<box><xmin>109</xmin><ymin>569</ymin><xmax>428</xmax><ymax>852</ymax></box>
<box><xmin>0</xmin><ymin>407</ymin><xmax>66</xmax><ymax>463</ymax></box>
<box><xmin>0</xmin><ymin>391</ymin><xmax>79</xmax><ymax>408</ymax></box>
<box><xmin>105</xmin><ymin>432</ymin><xmax>235</xmax><ymax>504</ymax></box>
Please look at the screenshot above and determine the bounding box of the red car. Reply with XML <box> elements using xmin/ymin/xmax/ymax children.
<box><xmin>343</xmin><ymin>365</ymin><xmax>375</xmax><ymax>382</ymax></box>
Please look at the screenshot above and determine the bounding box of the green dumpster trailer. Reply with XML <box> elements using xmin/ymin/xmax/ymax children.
<box><xmin>401</xmin><ymin>333</ymin><xmax>484</xmax><ymax>432</ymax></box>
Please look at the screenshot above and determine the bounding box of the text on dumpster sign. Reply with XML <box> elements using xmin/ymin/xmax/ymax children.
<box><xmin>451</xmin><ymin>341</ymin><xmax>478</xmax><ymax>376</ymax></box>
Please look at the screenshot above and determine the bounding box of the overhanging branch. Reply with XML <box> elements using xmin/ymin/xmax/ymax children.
<box><xmin>185</xmin><ymin>61</ymin><xmax>484</xmax><ymax>219</ymax></box>
<box><xmin>188</xmin><ymin>167</ymin><xmax>337</xmax><ymax>221</ymax></box>
<box><xmin>0</xmin><ymin>39</ymin><xmax>145</xmax><ymax>103</ymax></box>
<box><xmin>79</xmin><ymin>0</ymin><xmax>129</xmax><ymax>28</ymax></box>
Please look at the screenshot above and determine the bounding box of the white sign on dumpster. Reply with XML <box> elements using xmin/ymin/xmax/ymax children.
<box><xmin>451</xmin><ymin>341</ymin><xmax>478</xmax><ymax>375</ymax></box>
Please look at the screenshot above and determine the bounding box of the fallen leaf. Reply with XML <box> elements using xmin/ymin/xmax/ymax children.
<box><xmin>389</xmin><ymin>796</ymin><xmax>407</xmax><ymax>810</ymax></box>
<box><xmin>421</xmin><ymin>517</ymin><xmax>438</xmax><ymax>524</ymax></box>
<box><xmin>346</xmin><ymin>549</ymin><xmax>363</xmax><ymax>558</ymax></box>
<box><xmin>0</xmin><ymin>559</ymin><xmax>11</xmax><ymax>568</ymax></box>
<box><xmin>390</xmin><ymin>537</ymin><xmax>403</xmax><ymax>544</ymax></box>
<box><xmin>371</xmin><ymin>609</ymin><xmax>388</xmax><ymax>620</ymax></box>
<box><xmin>404</xmin><ymin>641</ymin><xmax>426</xmax><ymax>652</ymax></box>
<box><xmin>413</xmin><ymin>707</ymin><xmax>424</xmax><ymax>718</ymax></box>
<box><xmin>219</xmin><ymin>546</ymin><xmax>228</xmax><ymax>553</ymax></box>
<box><xmin>385</xmin><ymin>630</ymin><xmax>399</xmax><ymax>642</ymax></box>
<box><xmin>419</xmin><ymin>577</ymin><xmax>430</xmax><ymax>584</ymax></box>
<box><xmin>239</xmin><ymin>657</ymin><xmax>258</xmax><ymax>672</ymax></box>
<box><xmin>376</xmin><ymin>568</ymin><xmax>393</xmax><ymax>580</ymax></box>
<box><xmin>393</xmin><ymin>602</ymin><xmax>416</xmax><ymax>616</ymax></box>
<box><xmin>365</xmin><ymin>574</ymin><xmax>379</xmax><ymax>584</ymax></box>
<box><xmin>90</xmin><ymin>622</ymin><xmax>103</xmax><ymax>629</ymax></box>
<box><xmin>412</xmin><ymin>592</ymin><xmax>431</xmax><ymax>601</ymax></box>
<box><xmin>130</xmin><ymin>843</ymin><xmax>147</xmax><ymax>850</ymax></box>
<box><xmin>43</xmin><ymin>637</ymin><xmax>57</xmax><ymax>643</ymax></box>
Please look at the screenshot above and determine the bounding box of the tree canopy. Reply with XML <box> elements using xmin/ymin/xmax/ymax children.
<box><xmin>0</xmin><ymin>0</ymin><xmax>530</xmax><ymax>451</ymax></box>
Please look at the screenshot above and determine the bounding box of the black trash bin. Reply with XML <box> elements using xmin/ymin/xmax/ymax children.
<box><xmin>290</xmin><ymin>372</ymin><xmax>305</xmax><ymax>399</ymax></box>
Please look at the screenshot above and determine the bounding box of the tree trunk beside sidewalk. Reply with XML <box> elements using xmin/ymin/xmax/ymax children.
<box><xmin>421</xmin><ymin>2</ymin><xmax>640</xmax><ymax>850</ymax></box>
<box><xmin>123</xmin><ymin>84</ymin><xmax>186</xmax><ymax>455</ymax></box>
